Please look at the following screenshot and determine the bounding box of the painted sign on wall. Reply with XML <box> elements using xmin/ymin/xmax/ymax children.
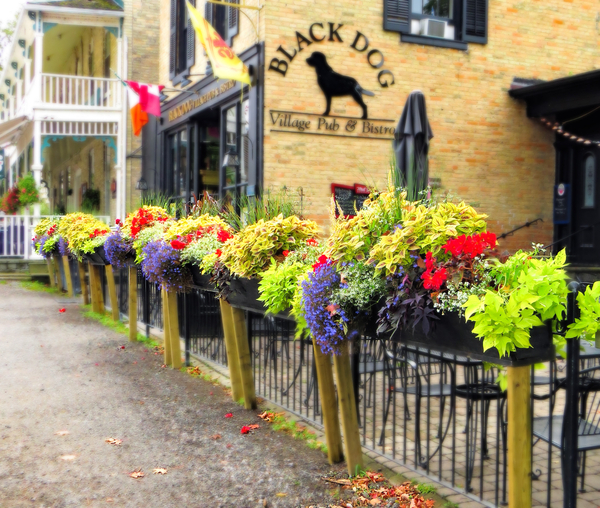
<box><xmin>268</xmin><ymin>22</ymin><xmax>397</xmax><ymax>141</ymax></box>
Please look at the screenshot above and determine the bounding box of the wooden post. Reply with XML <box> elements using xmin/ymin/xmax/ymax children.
<box><xmin>62</xmin><ymin>256</ymin><xmax>73</xmax><ymax>297</ymax></box>
<box><xmin>105</xmin><ymin>265</ymin><xmax>120</xmax><ymax>322</ymax></box>
<box><xmin>507</xmin><ymin>365</ymin><xmax>532</xmax><ymax>508</ymax></box>
<box><xmin>89</xmin><ymin>265</ymin><xmax>104</xmax><ymax>314</ymax></box>
<box><xmin>312</xmin><ymin>337</ymin><xmax>344</xmax><ymax>464</ymax></box>
<box><xmin>166</xmin><ymin>291</ymin><xmax>182</xmax><ymax>369</ymax></box>
<box><xmin>162</xmin><ymin>288</ymin><xmax>172</xmax><ymax>366</ymax></box>
<box><xmin>53</xmin><ymin>256</ymin><xmax>62</xmax><ymax>291</ymax></box>
<box><xmin>78</xmin><ymin>261</ymin><xmax>89</xmax><ymax>305</ymax></box>
<box><xmin>219</xmin><ymin>300</ymin><xmax>244</xmax><ymax>402</ymax></box>
<box><xmin>128</xmin><ymin>267</ymin><xmax>137</xmax><ymax>341</ymax></box>
<box><xmin>230</xmin><ymin>306</ymin><xmax>256</xmax><ymax>410</ymax></box>
<box><xmin>332</xmin><ymin>340</ymin><xmax>364</xmax><ymax>476</ymax></box>
<box><xmin>46</xmin><ymin>258</ymin><xmax>56</xmax><ymax>288</ymax></box>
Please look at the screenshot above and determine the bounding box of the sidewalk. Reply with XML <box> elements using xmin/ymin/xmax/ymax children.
<box><xmin>0</xmin><ymin>283</ymin><xmax>348</xmax><ymax>507</ymax></box>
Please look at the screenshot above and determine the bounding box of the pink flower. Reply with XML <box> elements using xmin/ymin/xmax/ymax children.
<box><xmin>225</xmin><ymin>413</ymin><xmax>233</xmax><ymax>418</ymax></box>
<box><xmin>240</xmin><ymin>425</ymin><xmax>251</xmax><ymax>434</ymax></box>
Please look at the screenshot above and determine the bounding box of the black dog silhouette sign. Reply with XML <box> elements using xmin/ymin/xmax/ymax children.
<box><xmin>267</xmin><ymin>21</ymin><xmax>397</xmax><ymax>140</ymax></box>
<box><xmin>306</xmin><ymin>51</ymin><xmax>374</xmax><ymax>120</ymax></box>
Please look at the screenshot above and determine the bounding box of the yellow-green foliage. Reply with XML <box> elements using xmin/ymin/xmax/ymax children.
<box><xmin>34</xmin><ymin>217</ymin><xmax>58</xmax><ymax>237</ymax></box>
<box><xmin>57</xmin><ymin>213</ymin><xmax>110</xmax><ymax>258</ymax></box>
<box><xmin>164</xmin><ymin>214</ymin><xmax>232</xmax><ymax>241</ymax></box>
<box><xmin>369</xmin><ymin>201</ymin><xmax>487</xmax><ymax>276</ymax></box>
<box><xmin>220</xmin><ymin>215</ymin><xmax>319</xmax><ymax>278</ymax></box>
<box><xmin>325</xmin><ymin>189</ymin><xmax>406</xmax><ymax>263</ymax></box>
<box><xmin>121</xmin><ymin>205</ymin><xmax>172</xmax><ymax>238</ymax></box>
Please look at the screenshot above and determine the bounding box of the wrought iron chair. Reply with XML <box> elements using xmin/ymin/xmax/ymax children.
<box><xmin>379</xmin><ymin>342</ymin><xmax>455</xmax><ymax>467</ymax></box>
<box><xmin>533</xmin><ymin>364</ymin><xmax>600</xmax><ymax>492</ymax></box>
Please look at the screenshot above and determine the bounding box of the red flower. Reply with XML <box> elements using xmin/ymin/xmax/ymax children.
<box><xmin>217</xmin><ymin>229</ymin><xmax>233</xmax><ymax>243</ymax></box>
<box><xmin>115</xmin><ymin>219</ymin><xmax>121</xmax><ymax>225</ymax></box>
<box><xmin>170</xmin><ymin>239</ymin><xmax>187</xmax><ymax>250</ymax></box>
<box><xmin>425</xmin><ymin>251</ymin><xmax>436</xmax><ymax>271</ymax></box>
<box><xmin>59</xmin><ymin>308</ymin><xmax>66</xmax><ymax>313</ymax></box>
<box><xmin>312</xmin><ymin>254</ymin><xmax>329</xmax><ymax>271</ymax></box>
<box><xmin>215</xmin><ymin>249</ymin><xmax>222</xmax><ymax>257</ymax></box>
<box><xmin>306</xmin><ymin>238</ymin><xmax>318</xmax><ymax>246</ymax></box>
<box><xmin>423</xmin><ymin>268</ymin><xmax>447</xmax><ymax>291</ymax></box>
<box><xmin>240</xmin><ymin>426</ymin><xmax>251</xmax><ymax>434</ymax></box>
<box><xmin>282</xmin><ymin>250</ymin><xmax>290</xmax><ymax>257</ymax></box>
<box><xmin>225</xmin><ymin>413</ymin><xmax>233</xmax><ymax>418</ymax></box>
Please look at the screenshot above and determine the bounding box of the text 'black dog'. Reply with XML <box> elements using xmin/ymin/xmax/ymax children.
<box><xmin>306</xmin><ymin>51</ymin><xmax>374</xmax><ymax>120</ymax></box>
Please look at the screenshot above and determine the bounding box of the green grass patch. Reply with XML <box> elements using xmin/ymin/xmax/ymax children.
<box><xmin>268</xmin><ymin>412</ymin><xmax>328</xmax><ymax>455</ymax></box>
<box><xmin>19</xmin><ymin>280</ymin><xmax>60</xmax><ymax>294</ymax></box>
<box><xmin>82</xmin><ymin>307</ymin><xmax>155</xmax><ymax>345</ymax></box>
<box><xmin>0</xmin><ymin>280</ymin><xmax>7</xmax><ymax>285</ymax></box>
<box><xmin>415</xmin><ymin>483</ymin><xmax>437</xmax><ymax>495</ymax></box>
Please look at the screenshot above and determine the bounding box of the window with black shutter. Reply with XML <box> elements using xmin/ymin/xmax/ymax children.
<box><xmin>169</xmin><ymin>0</ymin><xmax>196</xmax><ymax>84</ymax></box>
<box><xmin>227</xmin><ymin>0</ymin><xmax>239</xmax><ymax>44</ymax></box>
<box><xmin>383</xmin><ymin>0</ymin><xmax>488</xmax><ymax>49</ymax></box>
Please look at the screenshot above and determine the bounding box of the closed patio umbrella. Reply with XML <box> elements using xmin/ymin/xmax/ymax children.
<box><xmin>393</xmin><ymin>91</ymin><xmax>434</xmax><ymax>201</ymax></box>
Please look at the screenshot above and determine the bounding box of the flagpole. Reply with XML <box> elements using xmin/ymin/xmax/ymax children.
<box><xmin>111</xmin><ymin>69</ymin><xmax>200</xmax><ymax>97</ymax></box>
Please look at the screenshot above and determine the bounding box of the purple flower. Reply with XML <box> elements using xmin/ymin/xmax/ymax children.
<box><xmin>104</xmin><ymin>232</ymin><xmax>134</xmax><ymax>269</ymax></box>
<box><xmin>141</xmin><ymin>240</ymin><xmax>191</xmax><ymax>293</ymax></box>
<box><xmin>58</xmin><ymin>237</ymin><xmax>69</xmax><ymax>257</ymax></box>
<box><xmin>301</xmin><ymin>263</ymin><xmax>349</xmax><ymax>356</ymax></box>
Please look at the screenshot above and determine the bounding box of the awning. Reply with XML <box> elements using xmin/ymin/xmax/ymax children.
<box><xmin>0</xmin><ymin>116</ymin><xmax>29</xmax><ymax>147</ymax></box>
<box><xmin>508</xmin><ymin>69</ymin><xmax>600</xmax><ymax>118</ymax></box>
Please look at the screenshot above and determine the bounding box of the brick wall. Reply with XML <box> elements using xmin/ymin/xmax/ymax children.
<box><xmin>262</xmin><ymin>0</ymin><xmax>600</xmax><ymax>251</ymax></box>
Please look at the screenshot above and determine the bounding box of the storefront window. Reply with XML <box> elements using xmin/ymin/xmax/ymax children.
<box><xmin>584</xmin><ymin>153</ymin><xmax>596</xmax><ymax>208</ymax></box>
<box><xmin>222</xmin><ymin>104</ymin><xmax>248</xmax><ymax>210</ymax></box>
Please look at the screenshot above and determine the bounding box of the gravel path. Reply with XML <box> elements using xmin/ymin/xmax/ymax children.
<box><xmin>0</xmin><ymin>283</ymin><xmax>348</xmax><ymax>507</ymax></box>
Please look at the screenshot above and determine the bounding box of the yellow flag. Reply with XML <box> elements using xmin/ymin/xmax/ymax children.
<box><xmin>186</xmin><ymin>2</ymin><xmax>251</xmax><ymax>86</ymax></box>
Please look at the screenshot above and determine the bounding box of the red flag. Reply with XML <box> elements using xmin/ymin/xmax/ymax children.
<box><xmin>127</xmin><ymin>88</ymin><xmax>148</xmax><ymax>137</ymax></box>
<box><xmin>126</xmin><ymin>81</ymin><xmax>164</xmax><ymax>117</ymax></box>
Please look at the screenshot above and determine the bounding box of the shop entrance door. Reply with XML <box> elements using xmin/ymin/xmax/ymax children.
<box><xmin>569</xmin><ymin>146</ymin><xmax>600</xmax><ymax>265</ymax></box>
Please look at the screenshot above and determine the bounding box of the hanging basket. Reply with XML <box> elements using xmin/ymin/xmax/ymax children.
<box><xmin>389</xmin><ymin>311</ymin><xmax>555</xmax><ymax>367</ymax></box>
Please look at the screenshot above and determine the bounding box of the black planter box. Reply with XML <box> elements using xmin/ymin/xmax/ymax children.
<box><xmin>84</xmin><ymin>245</ymin><xmax>110</xmax><ymax>266</ymax></box>
<box><xmin>228</xmin><ymin>277</ymin><xmax>292</xmax><ymax>320</ymax></box>
<box><xmin>390</xmin><ymin>311</ymin><xmax>555</xmax><ymax>367</ymax></box>
<box><xmin>190</xmin><ymin>264</ymin><xmax>215</xmax><ymax>291</ymax></box>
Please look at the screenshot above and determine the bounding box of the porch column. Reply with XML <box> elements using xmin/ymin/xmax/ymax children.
<box><xmin>33</xmin><ymin>32</ymin><xmax>43</xmax><ymax>103</ymax></box>
<box><xmin>31</xmin><ymin>119</ymin><xmax>43</xmax><ymax>217</ymax></box>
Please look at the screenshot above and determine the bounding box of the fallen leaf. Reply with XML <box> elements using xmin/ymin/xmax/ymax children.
<box><xmin>211</xmin><ymin>434</ymin><xmax>222</xmax><ymax>440</ymax></box>
<box><xmin>152</xmin><ymin>468</ymin><xmax>168</xmax><ymax>475</ymax></box>
<box><xmin>139</xmin><ymin>401</ymin><xmax>145</xmax><ymax>405</ymax></box>
<box><xmin>128</xmin><ymin>469</ymin><xmax>145</xmax><ymax>479</ymax></box>
<box><xmin>95</xmin><ymin>363</ymin><xmax>99</xmax><ymax>366</ymax></box>
<box><xmin>224</xmin><ymin>413</ymin><xmax>233</xmax><ymax>418</ymax></box>
<box><xmin>247</xmin><ymin>424</ymin><xmax>259</xmax><ymax>430</ymax></box>
<box><xmin>275</xmin><ymin>493</ymin><xmax>287</xmax><ymax>498</ymax></box>
<box><xmin>119</xmin><ymin>346</ymin><xmax>125</xmax><ymax>350</ymax></box>
<box><xmin>226</xmin><ymin>443</ymin><xmax>232</xmax><ymax>448</ymax></box>
<box><xmin>323</xmin><ymin>478</ymin><xmax>352</xmax><ymax>486</ymax></box>
<box><xmin>369</xmin><ymin>498</ymin><xmax>381</xmax><ymax>506</ymax></box>
<box><xmin>59</xmin><ymin>454</ymin><xmax>77</xmax><ymax>461</ymax></box>
<box><xmin>105</xmin><ymin>438</ymin><xmax>123</xmax><ymax>446</ymax></box>
<box><xmin>54</xmin><ymin>430</ymin><xmax>69</xmax><ymax>436</ymax></box>
<box><xmin>240</xmin><ymin>425</ymin><xmax>251</xmax><ymax>434</ymax></box>
<box><xmin>209</xmin><ymin>391</ymin><xmax>214</xmax><ymax>395</ymax></box>
<box><xmin>59</xmin><ymin>308</ymin><xmax>66</xmax><ymax>313</ymax></box>
<box><xmin>106</xmin><ymin>498</ymin><xmax>114</xmax><ymax>503</ymax></box>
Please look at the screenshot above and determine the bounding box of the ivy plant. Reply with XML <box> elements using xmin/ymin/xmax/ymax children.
<box><xmin>566</xmin><ymin>281</ymin><xmax>600</xmax><ymax>342</ymax></box>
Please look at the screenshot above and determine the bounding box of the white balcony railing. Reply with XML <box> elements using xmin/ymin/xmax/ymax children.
<box><xmin>0</xmin><ymin>215</ymin><xmax>111</xmax><ymax>259</ymax></box>
<box><xmin>40</xmin><ymin>74</ymin><xmax>121</xmax><ymax>109</ymax></box>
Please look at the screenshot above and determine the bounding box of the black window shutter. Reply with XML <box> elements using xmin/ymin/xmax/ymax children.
<box><xmin>383</xmin><ymin>0</ymin><xmax>410</xmax><ymax>33</ymax></box>
<box><xmin>169</xmin><ymin>0</ymin><xmax>177</xmax><ymax>80</ymax></box>
<box><xmin>186</xmin><ymin>0</ymin><xmax>195</xmax><ymax>70</ymax></box>
<box><xmin>228</xmin><ymin>0</ymin><xmax>239</xmax><ymax>42</ymax></box>
<box><xmin>205</xmin><ymin>0</ymin><xmax>213</xmax><ymax>24</ymax></box>
<box><xmin>463</xmin><ymin>0</ymin><xmax>487</xmax><ymax>44</ymax></box>
<box><xmin>205</xmin><ymin>1</ymin><xmax>213</xmax><ymax>74</ymax></box>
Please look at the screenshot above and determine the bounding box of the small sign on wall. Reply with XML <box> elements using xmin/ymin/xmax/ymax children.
<box><xmin>332</xmin><ymin>183</ymin><xmax>371</xmax><ymax>217</ymax></box>
<box><xmin>554</xmin><ymin>183</ymin><xmax>571</xmax><ymax>225</ymax></box>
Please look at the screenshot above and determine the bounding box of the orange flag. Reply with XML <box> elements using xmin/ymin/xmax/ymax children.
<box><xmin>186</xmin><ymin>2</ymin><xmax>251</xmax><ymax>86</ymax></box>
<box><xmin>128</xmin><ymin>88</ymin><xmax>148</xmax><ymax>136</ymax></box>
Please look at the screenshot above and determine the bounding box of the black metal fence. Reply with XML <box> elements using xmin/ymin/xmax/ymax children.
<box><xmin>93</xmin><ymin>268</ymin><xmax>598</xmax><ymax>508</ymax></box>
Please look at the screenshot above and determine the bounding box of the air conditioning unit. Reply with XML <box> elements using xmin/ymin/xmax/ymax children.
<box><xmin>419</xmin><ymin>18</ymin><xmax>450</xmax><ymax>39</ymax></box>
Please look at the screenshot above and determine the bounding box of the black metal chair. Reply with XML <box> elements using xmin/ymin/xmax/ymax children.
<box><xmin>533</xmin><ymin>364</ymin><xmax>600</xmax><ymax>492</ymax></box>
<box><xmin>379</xmin><ymin>343</ymin><xmax>455</xmax><ymax>467</ymax></box>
